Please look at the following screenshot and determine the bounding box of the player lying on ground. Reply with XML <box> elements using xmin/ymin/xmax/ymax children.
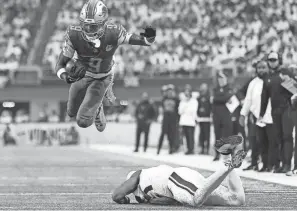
<box><xmin>112</xmin><ymin>135</ymin><xmax>246</xmax><ymax>207</ymax></box>
<box><xmin>55</xmin><ymin>0</ymin><xmax>156</xmax><ymax>132</ymax></box>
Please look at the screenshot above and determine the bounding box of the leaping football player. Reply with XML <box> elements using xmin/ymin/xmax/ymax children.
<box><xmin>112</xmin><ymin>135</ymin><xmax>247</xmax><ymax>207</ymax></box>
<box><xmin>55</xmin><ymin>0</ymin><xmax>156</xmax><ymax>132</ymax></box>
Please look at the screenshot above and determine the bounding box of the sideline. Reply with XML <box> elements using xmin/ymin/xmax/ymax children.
<box><xmin>91</xmin><ymin>144</ymin><xmax>297</xmax><ymax>188</ymax></box>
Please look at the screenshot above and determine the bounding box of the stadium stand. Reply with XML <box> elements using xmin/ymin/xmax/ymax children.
<box><xmin>40</xmin><ymin>0</ymin><xmax>297</xmax><ymax>78</ymax></box>
<box><xmin>0</xmin><ymin>0</ymin><xmax>46</xmax><ymax>71</ymax></box>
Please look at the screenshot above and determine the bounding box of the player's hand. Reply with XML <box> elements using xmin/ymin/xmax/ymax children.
<box><xmin>140</xmin><ymin>26</ymin><xmax>156</xmax><ymax>39</ymax></box>
<box><xmin>65</xmin><ymin>60</ymin><xmax>86</xmax><ymax>84</ymax></box>
<box><xmin>65</xmin><ymin>75</ymin><xmax>79</xmax><ymax>84</ymax></box>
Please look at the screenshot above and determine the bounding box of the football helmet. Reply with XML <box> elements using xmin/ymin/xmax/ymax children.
<box><xmin>79</xmin><ymin>0</ymin><xmax>108</xmax><ymax>41</ymax></box>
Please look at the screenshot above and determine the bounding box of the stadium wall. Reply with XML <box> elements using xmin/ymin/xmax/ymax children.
<box><xmin>1</xmin><ymin>122</ymin><xmax>215</xmax><ymax>150</ymax></box>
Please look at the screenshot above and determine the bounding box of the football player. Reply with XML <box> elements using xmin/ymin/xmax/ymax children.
<box><xmin>55</xmin><ymin>0</ymin><xmax>156</xmax><ymax>132</ymax></box>
<box><xmin>112</xmin><ymin>135</ymin><xmax>246</xmax><ymax>207</ymax></box>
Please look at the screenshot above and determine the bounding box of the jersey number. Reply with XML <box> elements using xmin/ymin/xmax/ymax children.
<box><xmin>88</xmin><ymin>58</ymin><xmax>102</xmax><ymax>72</ymax></box>
<box><xmin>70</xmin><ymin>26</ymin><xmax>81</xmax><ymax>31</ymax></box>
<box><xmin>106</xmin><ymin>24</ymin><xmax>118</xmax><ymax>29</ymax></box>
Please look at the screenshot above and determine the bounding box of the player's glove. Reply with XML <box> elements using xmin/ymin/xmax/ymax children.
<box><xmin>65</xmin><ymin>61</ymin><xmax>86</xmax><ymax>84</ymax></box>
<box><xmin>140</xmin><ymin>26</ymin><xmax>156</xmax><ymax>39</ymax></box>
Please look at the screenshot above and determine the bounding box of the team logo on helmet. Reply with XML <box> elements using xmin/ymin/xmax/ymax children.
<box><xmin>79</xmin><ymin>0</ymin><xmax>108</xmax><ymax>41</ymax></box>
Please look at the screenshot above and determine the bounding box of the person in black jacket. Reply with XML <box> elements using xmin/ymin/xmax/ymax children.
<box><xmin>197</xmin><ymin>83</ymin><xmax>211</xmax><ymax>154</ymax></box>
<box><xmin>288</xmin><ymin>64</ymin><xmax>297</xmax><ymax>176</ymax></box>
<box><xmin>157</xmin><ymin>84</ymin><xmax>180</xmax><ymax>154</ymax></box>
<box><xmin>260</xmin><ymin>51</ymin><xmax>295</xmax><ymax>173</ymax></box>
<box><xmin>134</xmin><ymin>92</ymin><xmax>156</xmax><ymax>152</ymax></box>
<box><xmin>157</xmin><ymin>85</ymin><xmax>168</xmax><ymax>154</ymax></box>
<box><xmin>212</xmin><ymin>71</ymin><xmax>234</xmax><ymax>161</ymax></box>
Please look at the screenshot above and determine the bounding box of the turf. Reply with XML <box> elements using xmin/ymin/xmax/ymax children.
<box><xmin>0</xmin><ymin>146</ymin><xmax>296</xmax><ymax>210</ymax></box>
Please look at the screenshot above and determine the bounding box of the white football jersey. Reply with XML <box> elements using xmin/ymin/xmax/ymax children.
<box><xmin>138</xmin><ymin>165</ymin><xmax>175</xmax><ymax>199</ymax></box>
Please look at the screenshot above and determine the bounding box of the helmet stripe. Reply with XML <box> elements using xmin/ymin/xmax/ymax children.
<box><xmin>86</xmin><ymin>0</ymin><xmax>98</xmax><ymax>20</ymax></box>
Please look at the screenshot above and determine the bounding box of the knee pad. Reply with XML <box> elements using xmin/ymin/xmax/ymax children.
<box><xmin>76</xmin><ymin>117</ymin><xmax>93</xmax><ymax>128</ymax></box>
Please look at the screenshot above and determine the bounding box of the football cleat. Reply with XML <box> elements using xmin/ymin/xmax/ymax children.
<box><xmin>286</xmin><ymin>169</ymin><xmax>297</xmax><ymax>176</ymax></box>
<box><xmin>230</xmin><ymin>150</ymin><xmax>247</xmax><ymax>168</ymax></box>
<box><xmin>214</xmin><ymin>135</ymin><xmax>243</xmax><ymax>155</ymax></box>
<box><xmin>94</xmin><ymin>105</ymin><xmax>106</xmax><ymax>132</ymax></box>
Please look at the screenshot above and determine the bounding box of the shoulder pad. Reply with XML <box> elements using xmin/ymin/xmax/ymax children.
<box><xmin>68</xmin><ymin>25</ymin><xmax>82</xmax><ymax>32</ymax></box>
<box><xmin>66</xmin><ymin>25</ymin><xmax>82</xmax><ymax>42</ymax></box>
<box><xmin>105</xmin><ymin>23</ymin><xmax>122</xmax><ymax>43</ymax></box>
<box><xmin>66</xmin><ymin>25</ymin><xmax>82</xmax><ymax>37</ymax></box>
<box><xmin>106</xmin><ymin>22</ymin><xmax>126</xmax><ymax>34</ymax></box>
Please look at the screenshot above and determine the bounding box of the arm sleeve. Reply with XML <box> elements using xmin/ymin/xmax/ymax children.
<box><xmin>178</xmin><ymin>101</ymin><xmax>186</xmax><ymax>115</ymax></box>
<box><xmin>134</xmin><ymin>104</ymin><xmax>139</xmax><ymax>118</ymax></box>
<box><xmin>128</xmin><ymin>34</ymin><xmax>155</xmax><ymax>46</ymax></box>
<box><xmin>240</xmin><ymin>80</ymin><xmax>254</xmax><ymax>117</ymax></box>
<box><xmin>62</xmin><ymin>28</ymin><xmax>75</xmax><ymax>58</ymax></box>
<box><xmin>116</xmin><ymin>24</ymin><xmax>132</xmax><ymax>46</ymax></box>
<box><xmin>189</xmin><ymin>100</ymin><xmax>199</xmax><ymax>116</ymax></box>
<box><xmin>116</xmin><ymin>25</ymin><xmax>155</xmax><ymax>46</ymax></box>
<box><xmin>260</xmin><ymin>79</ymin><xmax>269</xmax><ymax>117</ymax></box>
<box><xmin>55</xmin><ymin>27</ymin><xmax>75</xmax><ymax>76</ymax></box>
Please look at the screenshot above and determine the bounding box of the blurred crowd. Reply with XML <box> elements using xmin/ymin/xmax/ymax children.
<box><xmin>43</xmin><ymin>0</ymin><xmax>297</xmax><ymax>78</ymax></box>
<box><xmin>0</xmin><ymin>0</ymin><xmax>43</xmax><ymax>71</ymax></box>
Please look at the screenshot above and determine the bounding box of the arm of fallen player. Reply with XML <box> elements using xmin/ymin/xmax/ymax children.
<box><xmin>112</xmin><ymin>170</ymin><xmax>141</xmax><ymax>204</ymax></box>
<box><xmin>149</xmin><ymin>196</ymin><xmax>182</xmax><ymax>206</ymax></box>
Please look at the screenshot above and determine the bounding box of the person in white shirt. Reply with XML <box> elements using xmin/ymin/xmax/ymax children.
<box><xmin>178</xmin><ymin>85</ymin><xmax>198</xmax><ymax>155</ymax></box>
<box><xmin>239</xmin><ymin>60</ymin><xmax>274</xmax><ymax>172</ymax></box>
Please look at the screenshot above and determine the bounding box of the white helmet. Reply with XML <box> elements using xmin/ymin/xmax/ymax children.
<box><xmin>126</xmin><ymin>170</ymin><xmax>146</xmax><ymax>203</ymax></box>
<box><xmin>79</xmin><ymin>0</ymin><xmax>108</xmax><ymax>41</ymax></box>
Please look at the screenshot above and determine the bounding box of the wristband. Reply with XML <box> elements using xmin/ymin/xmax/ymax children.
<box><xmin>57</xmin><ymin>68</ymin><xmax>66</xmax><ymax>80</ymax></box>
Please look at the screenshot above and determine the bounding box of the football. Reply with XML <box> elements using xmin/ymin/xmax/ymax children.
<box><xmin>65</xmin><ymin>59</ymin><xmax>86</xmax><ymax>80</ymax></box>
<box><xmin>65</xmin><ymin>59</ymin><xmax>76</xmax><ymax>73</ymax></box>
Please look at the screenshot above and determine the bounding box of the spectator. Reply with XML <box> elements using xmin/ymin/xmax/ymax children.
<box><xmin>0</xmin><ymin>110</ymin><xmax>13</xmax><ymax>124</ymax></box>
<box><xmin>240</xmin><ymin>60</ymin><xmax>273</xmax><ymax>172</ymax></box>
<box><xmin>42</xmin><ymin>0</ymin><xmax>297</xmax><ymax>78</ymax></box>
<box><xmin>60</xmin><ymin>126</ymin><xmax>80</xmax><ymax>146</ymax></box>
<box><xmin>157</xmin><ymin>84</ymin><xmax>180</xmax><ymax>155</ymax></box>
<box><xmin>212</xmin><ymin>71</ymin><xmax>234</xmax><ymax>161</ymax></box>
<box><xmin>37</xmin><ymin>111</ymin><xmax>48</xmax><ymax>122</ymax></box>
<box><xmin>260</xmin><ymin>51</ymin><xmax>295</xmax><ymax>173</ymax></box>
<box><xmin>197</xmin><ymin>83</ymin><xmax>211</xmax><ymax>155</ymax></box>
<box><xmin>178</xmin><ymin>84</ymin><xmax>198</xmax><ymax>155</ymax></box>
<box><xmin>3</xmin><ymin>124</ymin><xmax>17</xmax><ymax>146</ymax></box>
<box><xmin>157</xmin><ymin>85</ymin><xmax>168</xmax><ymax>154</ymax></box>
<box><xmin>48</xmin><ymin>110</ymin><xmax>60</xmax><ymax>123</ymax></box>
<box><xmin>134</xmin><ymin>92</ymin><xmax>156</xmax><ymax>153</ymax></box>
<box><xmin>15</xmin><ymin>109</ymin><xmax>29</xmax><ymax>123</ymax></box>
